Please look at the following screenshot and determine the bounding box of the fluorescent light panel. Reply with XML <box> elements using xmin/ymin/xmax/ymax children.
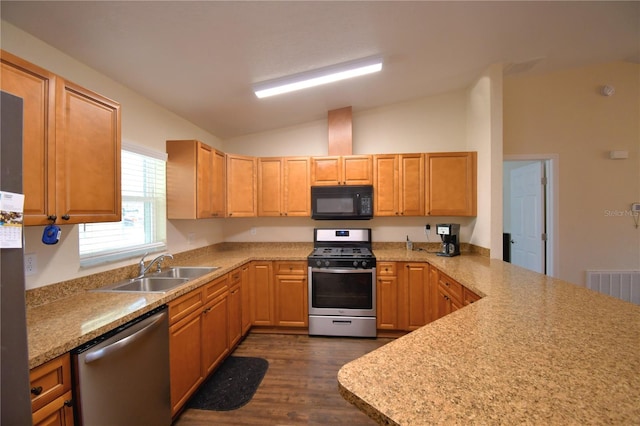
<box><xmin>253</xmin><ymin>55</ymin><xmax>383</xmax><ymax>98</ymax></box>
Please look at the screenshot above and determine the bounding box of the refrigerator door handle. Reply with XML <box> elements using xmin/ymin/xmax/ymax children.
<box><xmin>84</xmin><ymin>311</ymin><xmax>166</xmax><ymax>364</ymax></box>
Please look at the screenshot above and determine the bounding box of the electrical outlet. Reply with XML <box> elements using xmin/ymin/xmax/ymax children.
<box><xmin>25</xmin><ymin>253</ymin><xmax>37</xmax><ymax>276</ymax></box>
<box><xmin>632</xmin><ymin>203</ymin><xmax>640</xmax><ymax>212</ymax></box>
<box><xmin>425</xmin><ymin>224</ymin><xmax>430</xmax><ymax>234</ymax></box>
<box><xmin>187</xmin><ymin>232</ymin><xmax>196</xmax><ymax>245</ymax></box>
<box><xmin>250</xmin><ymin>227</ymin><xmax>257</xmax><ymax>235</ymax></box>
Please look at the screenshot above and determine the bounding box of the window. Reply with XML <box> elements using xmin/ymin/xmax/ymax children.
<box><xmin>79</xmin><ymin>142</ymin><xmax>167</xmax><ymax>266</ymax></box>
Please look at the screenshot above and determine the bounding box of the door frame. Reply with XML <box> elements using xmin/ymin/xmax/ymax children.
<box><xmin>504</xmin><ymin>154</ymin><xmax>559</xmax><ymax>278</ymax></box>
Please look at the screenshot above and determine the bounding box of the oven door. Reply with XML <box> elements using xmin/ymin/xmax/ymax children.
<box><xmin>308</xmin><ymin>267</ymin><xmax>376</xmax><ymax>317</ymax></box>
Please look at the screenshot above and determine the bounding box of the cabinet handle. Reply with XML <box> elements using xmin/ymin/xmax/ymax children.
<box><xmin>31</xmin><ymin>386</ymin><xmax>43</xmax><ymax>396</ymax></box>
<box><xmin>61</xmin><ymin>214</ymin><xmax>70</xmax><ymax>220</ymax></box>
<box><xmin>47</xmin><ymin>215</ymin><xmax>57</xmax><ymax>222</ymax></box>
<box><xmin>64</xmin><ymin>399</ymin><xmax>73</xmax><ymax>407</ymax></box>
<box><xmin>203</xmin><ymin>307</ymin><xmax>212</xmax><ymax>314</ymax></box>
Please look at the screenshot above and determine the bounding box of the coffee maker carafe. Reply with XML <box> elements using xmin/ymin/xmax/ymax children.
<box><xmin>436</xmin><ymin>223</ymin><xmax>460</xmax><ymax>257</ymax></box>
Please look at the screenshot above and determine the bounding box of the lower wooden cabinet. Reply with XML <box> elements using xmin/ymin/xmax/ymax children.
<box><xmin>274</xmin><ymin>261</ymin><xmax>308</xmax><ymax>327</ymax></box>
<box><xmin>228</xmin><ymin>268</ymin><xmax>243</xmax><ymax>349</ymax></box>
<box><xmin>202</xmin><ymin>279</ymin><xmax>229</xmax><ymax>377</ymax></box>
<box><xmin>434</xmin><ymin>270</ymin><xmax>464</xmax><ymax>319</ymax></box>
<box><xmin>250</xmin><ymin>261</ymin><xmax>275</xmax><ymax>325</ymax></box>
<box><xmin>168</xmin><ymin>275</ymin><xmax>229</xmax><ymax>416</ymax></box>
<box><xmin>29</xmin><ymin>353</ymin><xmax>74</xmax><ymax>426</ymax></box>
<box><xmin>250</xmin><ymin>261</ymin><xmax>308</xmax><ymax>328</ymax></box>
<box><xmin>376</xmin><ymin>262</ymin><xmax>399</xmax><ymax>330</ymax></box>
<box><xmin>241</xmin><ymin>264</ymin><xmax>251</xmax><ymax>334</ymax></box>
<box><xmin>401</xmin><ymin>262</ymin><xmax>431</xmax><ymax>331</ymax></box>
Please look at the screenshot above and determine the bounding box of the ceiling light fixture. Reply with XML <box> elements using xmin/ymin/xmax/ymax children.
<box><xmin>253</xmin><ymin>55</ymin><xmax>383</xmax><ymax>99</ymax></box>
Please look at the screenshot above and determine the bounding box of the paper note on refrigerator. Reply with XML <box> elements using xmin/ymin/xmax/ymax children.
<box><xmin>0</xmin><ymin>191</ymin><xmax>25</xmax><ymax>248</ymax></box>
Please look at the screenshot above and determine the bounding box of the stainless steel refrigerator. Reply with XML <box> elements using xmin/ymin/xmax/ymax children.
<box><xmin>1</xmin><ymin>90</ymin><xmax>33</xmax><ymax>424</ymax></box>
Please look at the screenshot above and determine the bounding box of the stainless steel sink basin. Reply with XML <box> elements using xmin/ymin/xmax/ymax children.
<box><xmin>152</xmin><ymin>266</ymin><xmax>218</xmax><ymax>279</ymax></box>
<box><xmin>95</xmin><ymin>277</ymin><xmax>189</xmax><ymax>293</ymax></box>
<box><xmin>92</xmin><ymin>266</ymin><xmax>219</xmax><ymax>293</ymax></box>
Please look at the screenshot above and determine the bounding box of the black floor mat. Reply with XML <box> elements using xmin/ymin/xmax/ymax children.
<box><xmin>186</xmin><ymin>356</ymin><xmax>269</xmax><ymax>411</ymax></box>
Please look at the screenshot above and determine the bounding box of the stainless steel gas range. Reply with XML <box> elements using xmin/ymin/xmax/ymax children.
<box><xmin>308</xmin><ymin>228</ymin><xmax>376</xmax><ymax>337</ymax></box>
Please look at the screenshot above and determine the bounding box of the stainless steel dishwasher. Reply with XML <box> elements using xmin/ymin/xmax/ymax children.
<box><xmin>72</xmin><ymin>305</ymin><xmax>171</xmax><ymax>425</ymax></box>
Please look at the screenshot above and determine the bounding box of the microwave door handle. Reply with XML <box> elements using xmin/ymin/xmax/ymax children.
<box><xmin>355</xmin><ymin>193</ymin><xmax>360</xmax><ymax>215</ymax></box>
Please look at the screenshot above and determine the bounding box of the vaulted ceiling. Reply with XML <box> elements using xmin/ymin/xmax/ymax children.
<box><xmin>2</xmin><ymin>1</ymin><xmax>638</xmax><ymax>139</ymax></box>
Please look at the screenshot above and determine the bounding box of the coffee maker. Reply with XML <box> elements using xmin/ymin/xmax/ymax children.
<box><xmin>436</xmin><ymin>223</ymin><xmax>460</xmax><ymax>257</ymax></box>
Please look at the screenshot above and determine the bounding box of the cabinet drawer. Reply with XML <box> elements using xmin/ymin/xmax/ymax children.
<box><xmin>229</xmin><ymin>268</ymin><xmax>242</xmax><ymax>285</ymax></box>
<box><xmin>463</xmin><ymin>287</ymin><xmax>482</xmax><ymax>305</ymax></box>
<box><xmin>438</xmin><ymin>273</ymin><xmax>463</xmax><ymax>302</ymax></box>
<box><xmin>29</xmin><ymin>353</ymin><xmax>71</xmax><ymax>413</ymax></box>
<box><xmin>274</xmin><ymin>261</ymin><xmax>307</xmax><ymax>275</ymax></box>
<box><xmin>169</xmin><ymin>289</ymin><xmax>204</xmax><ymax>324</ymax></box>
<box><xmin>377</xmin><ymin>262</ymin><xmax>396</xmax><ymax>276</ymax></box>
<box><xmin>204</xmin><ymin>275</ymin><xmax>229</xmax><ymax>302</ymax></box>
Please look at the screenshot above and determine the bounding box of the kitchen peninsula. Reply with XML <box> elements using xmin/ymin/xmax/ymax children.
<box><xmin>339</xmin><ymin>252</ymin><xmax>640</xmax><ymax>424</ymax></box>
<box><xmin>25</xmin><ymin>244</ymin><xmax>640</xmax><ymax>424</ymax></box>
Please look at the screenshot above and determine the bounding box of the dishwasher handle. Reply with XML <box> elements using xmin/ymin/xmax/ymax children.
<box><xmin>84</xmin><ymin>310</ymin><xmax>166</xmax><ymax>364</ymax></box>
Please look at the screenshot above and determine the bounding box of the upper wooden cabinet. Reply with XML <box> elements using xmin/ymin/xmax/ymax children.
<box><xmin>57</xmin><ymin>80</ymin><xmax>121</xmax><ymax>224</ymax></box>
<box><xmin>1</xmin><ymin>50</ymin><xmax>121</xmax><ymax>225</ymax></box>
<box><xmin>166</xmin><ymin>140</ymin><xmax>225</xmax><ymax>219</ymax></box>
<box><xmin>425</xmin><ymin>152</ymin><xmax>477</xmax><ymax>216</ymax></box>
<box><xmin>226</xmin><ymin>153</ymin><xmax>257</xmax><ymax>217</ymax></box>
<box><xmin>373</xmin><ymin>154</ymin><xmax>424</xmax><ymax>216</ymax></box>
<box><xmin>311</xmin><ymin>155</ymin><xmax>372</xmax><ymax>186</ymax></box>
<box><xmin>258</xmin><ymin>156</ymin><xmax>310</xmax><ymax>217</ymax></box>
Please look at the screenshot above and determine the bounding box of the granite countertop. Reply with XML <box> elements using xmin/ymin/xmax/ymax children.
<box><xmin>26</xmin><ymin>244</ymin><xmax>312</xmax><ymax>368</ymax></box>
<box><xmin>338</xmin><ymin>251</ymin><xmax>640</xmax><ymax>425</ymax></box>
<box><xmin>26</xmin><ymin>244</ymin><xmax>640</xmax><ymax>424</ymax></box>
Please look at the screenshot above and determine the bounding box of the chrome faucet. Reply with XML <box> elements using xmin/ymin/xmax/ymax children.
<box><xmin>138</xmin><ymin>252</ymin><xmax>174</xmax><ymax>277</ymax></box>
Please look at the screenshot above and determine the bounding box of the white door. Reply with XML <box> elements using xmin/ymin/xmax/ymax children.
<box><xmin>510</xmin><ymin>162</ymin><xmax>545</xmax><ymax>273</ymax></box>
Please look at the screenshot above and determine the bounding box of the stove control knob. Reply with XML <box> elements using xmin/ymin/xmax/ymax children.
<box><xmin>316</xmin><ymin>260</ymin><xmax>322</xmax><ymax>267</ymax></box>
<box><xmin>361</xmin><ymin>261</ymin><xmax>367</xmax><ymax>268</ymax></box>
<box><xmin>353</xmin><ymin>260</ymin><xmax>358</xmax><ymax>267</ymax></box>
<box><xmin>324</xmin><ymin>260</ymin><xmax>330</xmax><ymax>267</ymax></box>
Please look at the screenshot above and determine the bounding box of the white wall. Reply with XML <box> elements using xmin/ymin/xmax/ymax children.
<box><xmin>2</xmin><ymin>21</ymin><xmax>225</xmax><ymax>289</ymax></box>
<box><xmin>504</xmin><ymin>61</ymin><xmax>640</xmax><ymax>285</ymax></box>
<box><xmin>3</xmin><ymin>21</ymin><xmax>496</xmax><ymax>289</ymax></box>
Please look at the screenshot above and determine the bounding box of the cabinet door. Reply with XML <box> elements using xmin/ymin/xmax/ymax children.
<box><xmin>373</xmin><ymin>155</ymin><xmax>399</xmax><ymax>216</ymax></box>
<box><xmin>0</xmin><ymin>51</ymin><xmax>57</xmax><ymax>226</ymax></box>
<box><xmin>403</xmin><ymin>263</ymin><xmax>430</xmax><ymax>330</ymax></box>
<box><xmin>258</xmin><ymin>157</ymin><xmax>283</xmax><ymax>216</ymax></box>
<box><xmin>376</xmin><ymin>262</ymin><xmax>398</xmax><ymax>330</ymax></box>
<box><xmin>228</xmin><ymin>285</ymin><xmax>243</xmax><ymax>348</ymax></box>
<box><xmin>169</xmin><ymin>309</ymin><xmax>203</xmax><ymax>415</ymax></box>
<box><xmin>32</xmin><ymin>390</ymin><xmax>74</xmax><ymax>426</ymax></box>
<box><xmin>284</xmin><ymin>157</ymin><xmax>311</xmax><ymax>216</ymax></box>
<box><xmin>226</xmin><ymin>153</ymin><xmax>257</xmax><ymax>217</ymax></box>
<box><xmin>274</xmin><ymin>274</ymin><xmax>308</xmax><ymax>327</ymax></box>
<box><xmin>311</xmin><ymin>156</ymin><xmax>342</xmax><ymax>186</ymax></box>
<box><xmin>426</xmin><ymin>152</ymin><xmax>477</xmax><ymax>216</ymax></box>
<box><xmin>56</xmin><ymin>79</ymin><xmax>121</xmax><ymax>224</ymax></box>
<box><xmin>202</xmin><ymin>294</ymin><xmax>229</xmax><ymax>376</ymax></box>
<box><xmin>399</xmin><ymin>154</ymin><xmax>425</xmax><ymax>216</ymax></box>
<box><xmin>429</xmin><ymin>267</ymin><xmax>440</xmax><ymax>323</ymax></box>
<box><xmin>250</xmin><ymin>261</ymin><xmax>274</xmax><ymax>325</ymax></box>
<box><xmin>196</xmin><ymin>142</ymin><xmax>215</xmax><ymax>218</ymax></box>
<box><xmin>342</xmin><ymin>155</ymin><xmax>373</xmax><ymax>185</ymax></box>
<box><xmin>212</xmin><ymin>149</ymin><xmax>226</xmax><ymax>217</ymax></box>
<box><xmin>241</xmin><ymin>264</ymin><xmax>251</xmax><ymax>334</ymax></box>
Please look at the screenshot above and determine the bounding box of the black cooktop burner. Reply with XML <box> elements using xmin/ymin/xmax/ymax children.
<box><xmin>309</xmin><ymin>247</ymin><xmax>374</xmax><ymax>258</ymax></box>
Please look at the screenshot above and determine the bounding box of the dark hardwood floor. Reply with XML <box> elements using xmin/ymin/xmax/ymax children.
<box><xmin>173</xmin><ymin>333</ymin><xmax>393</xmax><ymax>426</ymax></box>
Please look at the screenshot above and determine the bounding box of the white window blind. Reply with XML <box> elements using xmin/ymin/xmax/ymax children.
<box><xmin>79</xmin><ymin>143</ymin><xmax>167</xmax><ymax>266</ymax></box>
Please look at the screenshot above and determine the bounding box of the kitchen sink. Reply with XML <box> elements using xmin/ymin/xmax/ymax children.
<box><xmin>151</xmin><ymin>266</ymin><xmax>219</xmax><ymax>279</ymax></box>
<box><xmin>93</xmin><ymin>266</ymin><xmax>218</xmax><ymax>293</ymax></box>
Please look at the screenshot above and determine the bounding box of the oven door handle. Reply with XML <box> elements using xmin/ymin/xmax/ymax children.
<box><xmin>310</xmin><ymin>268</ymin><xmax>375</xmax><ymax>274</ymax></box>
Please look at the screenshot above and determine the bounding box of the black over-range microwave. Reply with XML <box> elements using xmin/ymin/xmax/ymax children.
<box><xmin>311</xmin><ymin>185</ymin><xmax>374</xmax><ymax>220</ymax></box>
